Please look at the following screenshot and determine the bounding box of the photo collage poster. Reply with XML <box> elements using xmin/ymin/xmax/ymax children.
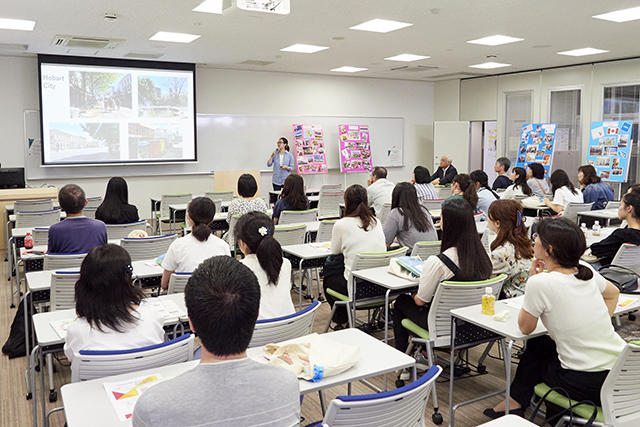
<box><xmin>586</xmin><ymin>120</ymin><xmax>633</xmax><ymax>182</ymax></box>
<box><xmin>292</xmin><ymin>124</ymin><xmax>328</xmax><ymax>175</ymax></box>
<box><xmin>338</xmin><ymin>124</ymin><xmax>373</xmax><ymax>173</ymax></box>
<box><xmin>515</xmin><ymin>123</ymin><xmax>557</xmax><ymax>178</ymax></box>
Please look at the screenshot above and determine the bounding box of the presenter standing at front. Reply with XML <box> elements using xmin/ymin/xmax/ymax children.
<box><xmin>267</xmin><ymin>137</ymin><xmax>295</xmax><ymax>191</ymax></box>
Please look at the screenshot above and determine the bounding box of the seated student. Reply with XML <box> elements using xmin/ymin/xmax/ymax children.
<box><xmin>161</xmin><ymin>197</ymin><xmax>230</xmax><ymax>290</ymax></box>
<box><xmin>132</xmin><ymin>256</ymin><xmax>300</xmax><ymax>427</ymax></box>
<box><xmin>323</xmin><ymin>184</ymin><xmax>385</xmax><ymax>328</ymax></box>
<box><xmin>412</xmin><ymin>166</ymin><xmax>438</xmax><ymax>201</ymax></box>
<box><xmin>484</xmin><ymin>218</ymin><xmax>624</xmax><ymax>422</ymax></box>
<box><xmin>578</xmin><ymin>165</ymin><xmax>614</xmax><ymax>210</ymax></box>
<box><xmin>526</xmin><ymin>163</ymin><xmax>550</xmax><ymax>197</ymax></box>
<box><xmin>383</xmin><ymin>182</ymin><xmax>437</xmax><ymax>251</ymax></box>
<box><xmin>471</xmin><ymin>170</ymin><xmax>500</xmax><ymax>218</ymax></box>
<box><xmin>590</xmin><ymin>191</ymin><xmax>640</xmax><ymax>265</ymax></box>
<box><xmin>430</xmin><ymin>155</ymin><xmax>458</xmax><ymax>185</ymax></box>
<box><xmin>226</xmin><ymin>173</ymin><xmax>268</xmax><ymax>223</ymax></box>
<box><xmin>500</xmin><ymin>167</ymin><xmax>533</xmax><ymax>199</ymax></box>
<box><xmin>392</xmin><ymin>198</ymin><xmax>492</xmax><ymax>353</ymax></box>
<box><xmin>235</xmin><ymin>212</ymin><xmax>295</xmax><ymax>319</ymax></box>
<box><xmin>64</xmin><ymin>244</ymin><xmax>164</xmax><ymax>363</ymax></box>
<box><xmin>95</xmin><ymin>177</ymin><xmax>139</xmax><ymax>224</ymax></box>
<box><xmin>487</xmin><ymin>200</ymin><xmax>533</xmax><ymax>298</ymax></box>
<box><xmin>367</xmin><ymin>166</ymin><xmax>395</xmax><ymax>215</ymax></box>
<box><xmin>48</xmin><ymin>184</ymin><xmax>107</xmax><ymax>253</ymax></box>
<box><xmin>272</xmin><ymin>173</ymin><xmax>309</xmax><ymax>225</ymax></box>
<box><xmin>447</xmin><ymin>174</ymin><xmax>479</xmax><ymax>212</ymax></box>
<box><xmin>544</xmin><ymin>169</ymin><xmax>583</xmax><ymax>214</ymax></box>
<box><xmin>492</xmin><ymin>157</ymin><xmax>512</xmax><ymax>190</ymax></box>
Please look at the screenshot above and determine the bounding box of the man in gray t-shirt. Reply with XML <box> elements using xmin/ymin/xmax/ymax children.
<box><xmin>132</xmin><ymin>256</ymin><xmax>300</xmax><ymax>427</ymax></box>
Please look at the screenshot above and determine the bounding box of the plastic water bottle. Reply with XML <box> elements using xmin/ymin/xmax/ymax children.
<box><xmin>24</xmin><ymin>232</ymin><xmax>33</xmax><ymax>249</ymax></box>
<box><xmin>592</xmin><ymin>220</ymin><xmax>601</xmax><ymax>236</ymax></box>
<box><xmin>481</xmin><ymin>287</ymin><xmax>495</xmax><ymax>316</ymax></box>
<box><xmin>581</xmin><ymin>223</ymin><xmax>588</xmax><ymax>236</ymax></box>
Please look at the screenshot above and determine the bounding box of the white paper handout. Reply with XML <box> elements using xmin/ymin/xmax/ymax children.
<box><xmin>146</xmin><ymin>298</ymin><xmax>184</xmax><ymax>322</ymax></box>
<box><xmin>49</xmin><ymin>318</ymin><xmax>76</xmax><ymax>340</ymax></box>
<box><xmin>103</xmin><ymin>374</ymin><xmax>162</xmax><ymax>421</ymax></box>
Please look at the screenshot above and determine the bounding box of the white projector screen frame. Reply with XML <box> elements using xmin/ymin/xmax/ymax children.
<box><xmin>38</xmin><ymin>54</ymin><xmax>197</xmax><ymax>166</ymax></box>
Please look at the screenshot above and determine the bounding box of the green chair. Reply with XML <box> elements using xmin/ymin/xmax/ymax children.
<box><xmin>533</xmin><ymin>340</ymin><xmax>640</xmax><ymax>427</ymax></box>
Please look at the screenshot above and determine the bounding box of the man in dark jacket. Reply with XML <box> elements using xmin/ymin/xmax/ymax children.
<box><xmin>430</xmin><ymin>155</ymin><xmax>458</xmax><ymax>185</ymax></box>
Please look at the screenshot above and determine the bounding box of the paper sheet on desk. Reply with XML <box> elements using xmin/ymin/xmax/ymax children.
<box><xmin>49</xmin><ymin>318</ymin><xmax>76</xmax><ymax>340</ymax></box>
<box><xmin>310</xmin><ymin>242</ymin><xmax>331</xmax><ymax>251</ymax></box>
<box><xmin>618</xmin><ymin>296</ymin><xmax>638</xmax><ymax>308</ymax></box>
<box><xmin>501</xmin><ymin>297</ymin><xmax>524</xmax><ymax>310</ymax></box>
<box><xmin>103</xmin><ymin>375</ymin><xmax>162</xmax><ymax>421</ymax></box>
<box><xmin>146</xmin><ymin>299</ymin><xmax>183</xmax><ymax>321</ymax></box>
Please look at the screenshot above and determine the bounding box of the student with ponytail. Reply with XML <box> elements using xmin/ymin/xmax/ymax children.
<box><xmin>484</xmin><ymin>217</ymin><xmax>625</xmax><ymax>421</ymax></box>
<box><xmin>161</xmin><ymin>197</ymin><xmax>231</xmax><ymax>290</ymax></box>
<box><xmin>448</xmin><ymin>173</ymin><xmax>479</xmax><ymax>211</ymax></box>
<box><xmin>470</xmin><ymin>170</ymin><xmax>500</xmax><ymax>218</ymax></box>
<box><xmin>487</xmin><ymin>200</ymin><xmax>533</xmax><ymax>297</ymax></box>
<box><xmin>235</xmin><ymin>211</ymin><xmax>295</xmax><ymax>319</ymax></box>
<box><xmin>323</xmin><ymin>184</ymin><xmax>385</xmax><ymax>328</ymax></box>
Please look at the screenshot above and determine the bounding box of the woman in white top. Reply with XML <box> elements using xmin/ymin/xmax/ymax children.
<box><xmin>392</xmin><ymin>197</ymin><xmax>493</xmax><ymax>353</ymax></box>
<box><xmin>235</xmin><ymin>211</ymin><xmax>295</xmax><ymax>319</ymax></box>
<box><xmin>226</xmin><ymin>174</ymin><xmax>268</xmax><ymax>224</ymax></box>
<box><xmin>161</xmin><ymin>197</ymin><xmax>231</xmax><ymax>290</ymax></box>
<box><xmin>543</xmin><ymin>169</ymin><xmax>584</xmax><ymax>214</ymax></box>
<box><xmin>526</xmin><ymin>162</ymin><xmax>551</xmax><ymax>197</ymax></box>
<box><xmin>323</xmin><ymin>184</ymin><xmax>385</xmax><ymax>328</ymax></box>
<box><xmin>500</xmin><ymin>167</ymin><xmax>533</xmax><ymax>200</ymax></box>
<box><xmin>64</xmin><ymin>244</ymin><xmax>165</xmax><ymax>363</ymax></box>
<box><xmin>484</xmin><ymin>218</ymin><xmax>624</xmax><ymax>421</ymax></box>
<box><xmin>487</xmin><ymin>200</ymin><xmax>533</xmax><ymax>297</ymax></box>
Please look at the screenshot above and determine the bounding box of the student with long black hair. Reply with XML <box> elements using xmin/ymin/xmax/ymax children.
<box><xmin>448</xmin><ymin>174</ymin><xmax>479</xmax><ymax>211</ymax></box>
<box><xmin>161</xmin><ymin>197</ymin><xmax>230</xmax><ymax>290</ymax></box>
<box><xmin>64</xmin><ymin>244</ymin><xmax>165</xmax><ymax>363</ymax></box>
<box><xmin>392</xmin><ymin>198</ymin><xmax>492</xmax><ymax>353</ymax></box>
<box><xmin>383</xmin><ymin>182</ymin><xmax>437</xmax><ymax>250</ymax></box>
<box><xmin>484</xmin><ymin>218</ymin><xmax>624</xmax><ymax>421</ymax></box>
<box><xmin>527</xmin><ymin>163</ymin><xmax>550</xmax><ymax>197</ymax></box>
<box><xmin>272</xmin><ymin>173</ymin><xmax>309</xmax><ymax>224</ymax></box>
<box><xmin>235</xmin><ymin>211</ymin><xmax>295</xmax><ymax>319</ymax></box>
<box><xmin>501</xmin><ymin>167</ymin><xmax>533</xmax><ymax>199</ymax></box>
<box><xmin>95</xmin><ymin>177</ymin><xmax>139</xmax><ymax>224</ymax></box>
<box><xmin>470</xmin><ymin>170</ymin><xmax>499</xmax><ymax>218</ymax></box>
<box><xmin>590</xmin><ymin>191</ymin><xmax>640</xmax><ymax>265</ymax></box>
<box><xmin>323</xmin><ymin>184</ymin><xmax>385</xmax><ymax>328</ymax></box>
<box><xmin>544</xmin><ymin>169</ymin><xmax>583</xmax><ymax>214</ymax></box>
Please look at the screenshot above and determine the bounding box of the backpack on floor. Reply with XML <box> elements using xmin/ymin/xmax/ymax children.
<box><xmin>2</xmin><ymin>295</ymin><xmax>37</xmax><ymax>359</ymax></box>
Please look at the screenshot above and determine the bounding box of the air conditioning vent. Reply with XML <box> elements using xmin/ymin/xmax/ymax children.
<box><xmin>124</xmin><ymin>52</ymin><xmax>164</xmax><ymax>59</ymax></box>
<box><xmin>0</xmin><ymin>43</ymin><xmax>28</xmax><ymax>52</ymax></box>
<box><xmin>427</xmin><ymin>72</ymin><xmax>486</xmax><ymax>79</ymax></box>
<box><xmin>238</xmin><ymin>59</ymin><xmax>274</xmax><ymax>66</ymax></box>
<box><xmin>51</xmin><ymin>35</ymin><xmax>124</xmax><ymax>50</ymax></box>
<box><xmin>389</xmin><ymin>65</ymin><xmax>439</xmax><ymax>73</ymax></box>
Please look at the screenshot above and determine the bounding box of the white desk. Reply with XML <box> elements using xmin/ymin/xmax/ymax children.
<box><xmin>585</xmin><ymin>226</ymin><xmax>617</xmax><ymax>246</ymax></box>
<box><xmin>60</xmin><ymin>328</ymin><xmax>414</xmax><ymax>427</ymax></box>
<box><xmin>478</xmin><ymin>414</ymin><xmax>537</xmax><ymax>426</ymax></box>
<box><xmin>351</xmin><ymin>266</ymin><xmax>417</xmax><ymax>343</ymax></box>
<box><xmin>281</xmin><ymin>242</ymin><xmax>332</xmax><ymax>306</ymax></box>
<box><xmin>577</xmin><ymin>209</ymin><xmax>619</xmax><ymax>226</ymax></box>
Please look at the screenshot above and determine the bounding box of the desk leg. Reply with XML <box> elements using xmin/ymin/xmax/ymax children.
<box><xmin>24</xmin><ymin>291</ymin><xmax>31</xmax><ymax>396</ymax></box>
<box><xmin>449</xmin><ymin>317</ymin><xmax>456</xmax><ymax>427</ymax></box>
<box><xmin>30</xmin><ymin>345</ymin><xmax>39</xmax><ymax>427</ymax></box>
<box><xmin>502</xmin><ymin>339</ymin><xmax>513</xmax><ymax>414</ymax></box>
<box><xmin>298</xmin><ymin>260</ymin><xmax>303</xmax><ymax>308</ymax></box>
<box><xmin>40</xmin><ymin>347</ymin><xmax>46</xmax><ymax>427</ymax></box>
<box><xmin>384</xmin><ymin>289</ymin><xmax>391</xmax><ymax>344</ymax></box>
<box><xmin>318</xmin><ymin>390</ymin><xmax>327</xmax><ymax>416</ymax></box>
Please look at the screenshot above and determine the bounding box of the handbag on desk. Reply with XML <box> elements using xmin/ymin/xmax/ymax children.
<box><xmin>598</xmin><ymin>265</ymin><xmax>639</xmax><ymax>293</ymax></box>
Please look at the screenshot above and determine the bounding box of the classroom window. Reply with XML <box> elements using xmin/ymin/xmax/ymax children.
<box><xmin>550</xmin><ymin>89</ymin><xmax>581</xmax><ymax>181</ymax></box>
<box><xmin>603</xmin><ymin>84</ymin><xmax>640</xmax><ymax>189</ymax></box>
<box><xmin>504</xmin><ymin>91</ymin><xmax>532</xmax><ymax>163</ymax></box>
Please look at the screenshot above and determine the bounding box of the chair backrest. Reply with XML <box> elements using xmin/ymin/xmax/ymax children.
<box><xmin>160</xmin><ymin>194</ymin><xmax>192</xmax><ymax>218</ymax></box>
<box><xmin>410</xmin><ymin>241</ymin><xmax>441</xmax><ymax>259</ymax></box>
<box><xmin>83</xmin><ymin>207</ymin><xmax>97</xmax><ymax>219</ymax></box>
<box><xmin>15</xmin><ymin>209</ymin><xmax>60</xmax><ymax>228</ymax></box>
<box><xmin>601</xmin><ymin>341</ymin><xmax>640</xmax><ymax>427</ymax></box>
<box><xmin>611</xmin><ymin>243</ymin><xmax>640</xmax><ymax>275</ymax></box>
<box><xmin>14</xmin><ymin>199</ymin><xmax>54</xmax><ymax>212</ymax></box>
<box><xmin>121</xmin><ymin>234</ymin><xmax>178</xmax><ymax>261</ymax></box>
<box><xmin>604</xmin><ymin>201</ymin><xmax>620</xmax><ymax>210</ymax></box>
<box><xmin>85</xmin><ymin>196</ymin><xmax>103</xmax><ymax>208</ymax></box>
<box><xmin>377</xmin><ymin>203</ymin><xmax>392</xmax><ymax>226</ymax></box>
<box><xmin>322</xmin><ymin>365</ymin><xmax>442</xmax><ymax>427</ymax></box>
<box><xmin>320</xmin><ymin>184</ymin><xmax>342</xmax><ymax>192</ymax></box>
<box><xmin>167</xmin><ymin>272</ymin><xmax>192</xmax><ymax>294</ymax></box>
<box><xmin>318</xmin><ymin>190</ymin><xmax>344</xmax><ymax>219</ymax></box>
<box><xmin>436</xmin><ymin>187</ymin><xmax>452</xmax><ymax>199</ymax></box>
<box><xmin>273</xmin><ymin>224</ymin><xmax>307</xmax><ymax>246</ymax></box>
<box><xmin>71</xmin><ymin>334</ymin><xmax>195</xmax><ymax>382</ymax></box>
<box><xmin>428</xmin><ymin>274</ymin><xmax>506</xmax><ymax>347</ymax></box>
<box><xmin>347</xmin><ymin>247</ymin><xmax>408</xmax><ymax>300</ymax></box>
<box><xmin>205</xmin><ymin>191</ymin><xmax>234</xmax><ymax>203</ymax></box>
<box><xmin>420</xmin><ymin>199</ymin><xmax>443</xmax><ymax>212</ymax></box>
<box><xmin>316</xmin><ymin>220</ymin><xmax>337</xmax><ymax>242</ymax></box>
<box><xmin>279</xmin><ymin>208</ymin><xmax>318</xmax><ymax>224</ymax></box>
<box><xmin>105</xmin><ymin>220</ymin><xmax>148</xmax><ymax>240</ymax></box>
<box><xmin>225</xmin><ymin>214</ymin><xmax>242</xmax><ymax>251</ymax></box>
<box><xmin>32</xmin><ymin>227</ymin><xmax>49</xmax><ymax>246</ymax></box>
<box><xmin>44</xmin><ymin>253</ymin><xmax>87</xmax><ymax>271</ymax></box>
<box><xmin>563</xmin><ymin>202</ymin><xmax>594</xmax><ymax>223</ymax></box>
<box><xmin>249</xmin><ymin>301</ymin><xmax>321</xmax><ymax>348</ymax></box>
<box><xmin>51</xmin><ymin>271</ymin><xmax>81</xmax><ymax>311</ymax></box>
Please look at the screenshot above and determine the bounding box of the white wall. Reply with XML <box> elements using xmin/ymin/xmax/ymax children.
<box><xmin>0</xmin><ymin>56</ymin><xmax>435</xmax><ymax>217</ymax></box>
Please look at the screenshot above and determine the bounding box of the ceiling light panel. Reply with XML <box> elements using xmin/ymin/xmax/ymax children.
<box><xmin>557</xmin><ymin>47</ymin><xmax>608</xmax><ymax>56</ymax></box>
<box><xmin>149</xmin><ymin>31</ymin><xmax>201</xmax><ymax>43</ymax></box>
<box><xmin>0</xmin><ymin>18</ymin><xmax>36</xmax><ymax>31</ymax></box>
<box><xmin>349</xmin><ymin>19</ymin><xmax>412</xmax><ymax>33</ymax></box>
<box><xmin>467</xmin><ymin>35</ymin><xmax>523</xmax><ymax>46</ymax></box>
<box><xmin>331</xmin><ymin>66</ymin><xmax>368</xmax><ymax>73</ymax></box>
<box><xmin>384</xmin><ymin>54</ymin><xmax>430</xmax><ymax>62</ymax></box>
<box><xmin>469</xmin><ymin>62</ymin><xmax>511</xmax><ymax>69</ymax></box>
<box><xmin>280</xmin><ymin>43</ymin><xmax>329</xmax><ymax>53</ymax></box>
<box><xmin>593</xmin><ymin>7</ymin><xmax>640</xmax><ymax>23</ymax></box>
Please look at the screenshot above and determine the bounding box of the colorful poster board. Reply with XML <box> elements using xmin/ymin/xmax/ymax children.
<box><xmin>292</xmin><ymin>124</ymin><xmax>327</xmax><ymax>174</ymax></box>
<box><xmin>515</xmin><ymin>123</ymin><xmax>557</xmax><ymax>178</ymax></box>
<box><xmin>586</xmin><ymin>120</ymin><xmax>633</xmax><ymax>182</ymax></box>
<box><xmin>338</xmin><ymin>124</ymin><xmax>373</xmax><ymax>172</ymax></box>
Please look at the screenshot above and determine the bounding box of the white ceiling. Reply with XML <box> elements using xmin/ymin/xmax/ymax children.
<box><xmin>2</xmin><ymin>0</ymin><xmax>640</xmax><ymax>81</ymax></box>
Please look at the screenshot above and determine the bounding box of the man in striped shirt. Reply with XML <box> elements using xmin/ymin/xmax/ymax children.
<box><xmin>412</xmin><ymin>166</ymin><xmax>439</xmax><ymax>201</ymax></box>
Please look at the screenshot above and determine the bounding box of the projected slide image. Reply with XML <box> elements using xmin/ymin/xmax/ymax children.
<box><xmin>69</xmin><ymin>71</ymin><xmax>133</xmax><ymax>119</ymax></box>
<box><xmin>49</xmin><ymin>122</ymin><xmax>120</xmax><ymax>162</ymax></box>
<box><xmin>138</xmin><ymin>76</ymin><xmax>189</xmax><ymax>118</ymax></box>
<box><xmin>128</xmin><ymin>122</ymin><xmax>184</xmax><ymax>160</ymax></box>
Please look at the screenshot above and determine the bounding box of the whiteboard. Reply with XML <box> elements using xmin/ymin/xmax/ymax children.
<box><xmin>25</xmin><ymin>112</ymin><xmax>403</xmax><ymax>180</ymax></box>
